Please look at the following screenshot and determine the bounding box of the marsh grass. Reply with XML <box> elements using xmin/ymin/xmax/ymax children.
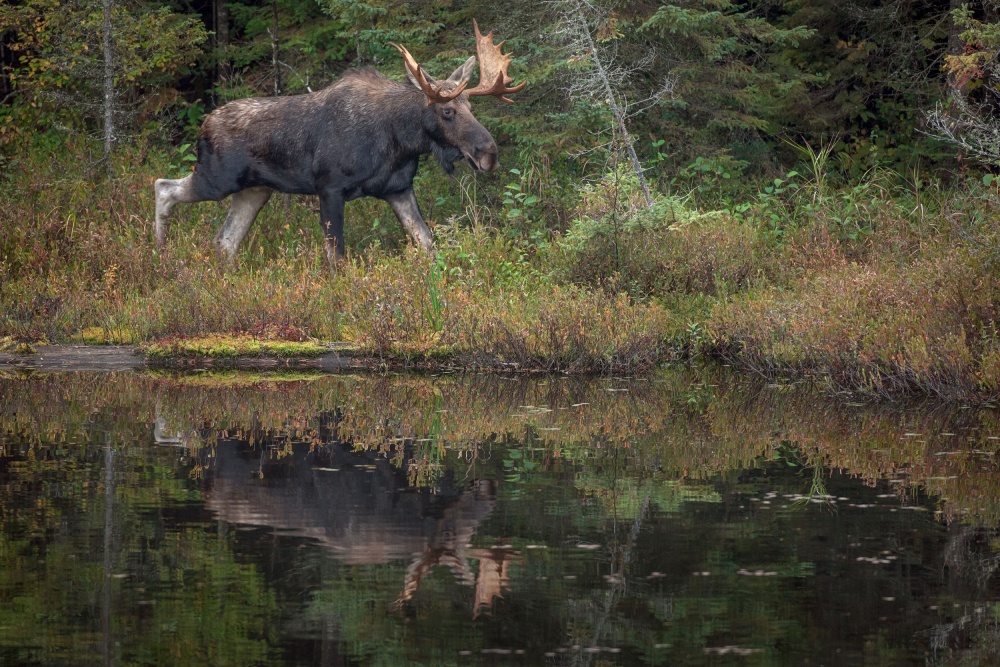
<box><xmin>703</xmin><ymin>176</ymin><xmax>1000</xmax><ymax>402</ymax></box>
<box><xmin>3</xmin><ymin>140</ymin><xmax>1000</xmax><ymax>392</ymax></box>
<box><xmin>0</xmin><ymin>144</ymin><xmax>675</xmax><ymax>373</ymax></box>
<box><xmin>334</xmin><ymin>246</ymin><xmax>675</xmax><ymax>371</ymax></box>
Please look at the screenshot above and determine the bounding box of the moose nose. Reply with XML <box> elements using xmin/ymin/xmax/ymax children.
<box><xmin>477</xmin><ymin>143</ymin><xmax>499</xmax><ymax>172</ymax></box>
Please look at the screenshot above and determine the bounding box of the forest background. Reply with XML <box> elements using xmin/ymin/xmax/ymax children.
<box><xmin>2</xmin><ymin>0</ymin><xmax>1000</xmax><ymax>401</ymax></box>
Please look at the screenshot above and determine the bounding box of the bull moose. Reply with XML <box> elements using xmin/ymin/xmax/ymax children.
<box><xmin>153</xmin><ymin>21</ymin><xmax>525</xmax><ymax>263</ymax></box>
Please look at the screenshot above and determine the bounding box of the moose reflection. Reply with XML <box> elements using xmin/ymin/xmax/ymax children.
<box><xmin>192</xmin><ymin>433</ymin><xmax>515</xmax><ymax>617</ymax></box>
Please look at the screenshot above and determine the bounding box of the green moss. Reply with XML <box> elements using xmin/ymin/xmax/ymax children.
<box><xmin>139</xmin><ymin>335</ymin><xmax>329</xmax><ymax>360</ymax></box>
<box><xmin>1</xmin><ymin>336</ymin><xmax>37</xmax><ymax>354</ymax></box>
<box><xmin>79</xmin><ymin>326</ymin><xmax>138</xmax><ymax>345</ymax></box>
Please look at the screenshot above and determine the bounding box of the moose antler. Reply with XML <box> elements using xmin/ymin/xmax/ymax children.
<box><xmin>393</xmin><ymin>22</ymin><xmax>524</xmax><ymax>106</ymax></box>
<box><xmin>466</xmin><ymin>20</ymin><xmax>527</xmax><ymax>103</ymax></box>
<box><xmin>391</xmin><ymin>43</ymin><xmax>469</xmax><ymax>105</ymax></box>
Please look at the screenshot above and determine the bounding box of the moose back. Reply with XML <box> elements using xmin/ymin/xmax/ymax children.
<box><xmin>153</xmin><ymin>21</ymin><xmax>524</xmax><ymax>263</ymax></box>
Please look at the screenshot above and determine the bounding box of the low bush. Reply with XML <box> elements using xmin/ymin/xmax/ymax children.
<box><xmin>544</xmin><ymin>170</ymin><xmax>778</xmax><ymax>303</ymax></box>
<box><xmin>450</xmin><ymin>285</ymin><xmax>677</xmax><ymax>373</ymax></box>
<box><xmin>709</xmin><ymin>243</ymin><xmax>1000</xmax><ymax>401</ymax></box>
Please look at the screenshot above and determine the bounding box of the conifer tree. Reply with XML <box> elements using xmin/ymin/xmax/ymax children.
<box><xmin>0</xmin><ymin>0</ymin><xmax>207</xmax><ymax>159</ymax></box>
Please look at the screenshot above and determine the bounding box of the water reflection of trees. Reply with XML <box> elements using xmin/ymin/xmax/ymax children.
<box><xmin>3</xmin><ymin>370</ymin><xmax>1000</xmax><ymax>663</ymax></box>
<box><xmin>3</xmin><ymin>370</ymin><xmax>1000</xmax><ymax>521</ymax></box>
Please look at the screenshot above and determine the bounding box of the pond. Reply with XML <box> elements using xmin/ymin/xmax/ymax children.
<box><xmin>1</xmin><ymin>368</ymin><xmax>999</xmax><ymax>665</ymax></box>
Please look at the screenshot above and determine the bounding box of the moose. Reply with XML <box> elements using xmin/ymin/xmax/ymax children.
<box><xmin>153</xmin><ymin>22</ymin><xmax>524</xmax><ymax>263</ymax></box>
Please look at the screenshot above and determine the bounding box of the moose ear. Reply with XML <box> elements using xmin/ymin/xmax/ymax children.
<box><xmin>447</xmin><ymin>56</ymin><xmax>477</xmax><ymax>85</ymax></box>
<box><xmin>406</xmin><ymin>65</ymin><xmax>436</xmax><ymax>90</ymax></box>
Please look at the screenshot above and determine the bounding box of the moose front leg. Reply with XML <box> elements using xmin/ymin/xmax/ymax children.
<box><xmin>383</xmin><ymin>189</ymin><xmax>433</xmax><ymax>252</ymax></box>
<box><xmin>319</xmin><ymin>188</ymin><xmax>346</xmax><ymax>266</ymax></box>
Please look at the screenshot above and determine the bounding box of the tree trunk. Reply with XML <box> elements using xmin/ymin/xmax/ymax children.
<box><xmin>271</xmin><ymin>0</ymin><xmax>280</xmax><ymax>95</ymax></box>
<box><xmin>571</xmin><ymin>0</ymin><xmax>652</xmax><ymax>207</ymax></box>
<box><xmin>216</xmin><ymin>0</ymin><xmax>231</xmax><ymax>84</ymax></box>
<box><xmin>947</xmin><ymin>0</ymin><xmax>963</xmax><ymax>93</ymax></box>
<box><xmin>0</xmin><ymin>38</ymin><xmax>11</xmax><ymax>102</ymax></box>
<box><xmin>101</xmin><ymin>0</ymin><xmax>115</xmax><ymax>176</ymax></box>
<box><xmin>102</xmin><ymin>436</ymin><xmax>115</xmax><ymax>667</ymax></box>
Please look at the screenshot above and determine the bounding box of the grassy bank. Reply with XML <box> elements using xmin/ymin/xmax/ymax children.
<box><xmin>1</xmin><ymin>142</ymin><xmax>999</xmax><ymax>399</ymax></box>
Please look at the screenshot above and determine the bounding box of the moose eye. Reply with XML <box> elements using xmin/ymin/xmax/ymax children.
<box><xmin>441</xmin><ymin>107</ymin><xmax>455</xmax><ymax>120</ymax></box>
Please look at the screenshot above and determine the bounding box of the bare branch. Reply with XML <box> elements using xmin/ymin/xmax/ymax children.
<box><xmin>277</xmin><ymin>60</ymin><xmax>313</xmax><ymax>93</ymax></box>
<box><xmin>547</xmin><ymin>0</ymin><xmax>658</xmax><ymax>206</ymax></box>
<box><xmin>926</xmin><ymin>93</ymin><xmax>1000</xmax><ymax>165</ymax></box>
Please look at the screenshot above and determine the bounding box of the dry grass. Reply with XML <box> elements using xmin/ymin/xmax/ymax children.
<box><xmin>0</xmin><ymin>146</ymin><xmax>677</xmax><ymax>373</ymax></box>
<box><xmin>706</xmin><ymin>193</ymin><xmax>1000</xmax><ymax>401</ymax></box>
<box><xmin>4</xmin><ymin>140</ymin><xmax>1000</xmax><ymax>392</ymax></box>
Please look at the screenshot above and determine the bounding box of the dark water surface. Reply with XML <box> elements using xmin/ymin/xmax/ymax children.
<box><xmin>2</xmin><ymin>369</ymin><xmax>1000</xmax><ymax>666</ymax></box>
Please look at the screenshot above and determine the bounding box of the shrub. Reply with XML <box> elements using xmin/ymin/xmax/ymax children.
<box><xmin>449</xmin><ymin>285</ymin><xmax>677</xmax><ymax>373</ymax></box>
<box><xmin>709</xmin><ymin>245</ymin><xmax>1000</xmax><ymax>400</ymax></box>
<box><xmin>338</xmin><ymin>246</ymin><xmax>677</xmax><ymax>372</ymax></box>
<box><xmin>548</xmin><ymin>171</ymin><xmax>767</xmax><ymax>299</ymax></box>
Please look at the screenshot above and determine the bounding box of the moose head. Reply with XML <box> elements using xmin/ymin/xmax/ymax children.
<box><xmin>392</xmin><ymin>21</ymin><xmax>527</xmax><ymax>174</ymax></box>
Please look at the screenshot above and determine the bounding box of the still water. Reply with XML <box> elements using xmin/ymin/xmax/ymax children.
<box><xmin>1</xmin><ymin>369</ymin><xmax>999</xmax><ymax>666</ymax></box>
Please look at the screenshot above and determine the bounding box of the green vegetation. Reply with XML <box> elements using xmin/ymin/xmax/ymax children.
<box><xmin>2</xmin><ymin>1</ymin><xmax>1000</xmax><ymax>398</ymax></box>
<box><xmin>140</xmin><ymin>334</ymin><xmax>329</xmax><ymax>360</ymax></box>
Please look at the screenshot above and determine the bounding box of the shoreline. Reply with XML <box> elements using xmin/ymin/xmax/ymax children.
<box><xmin>0</xmin><ymin>344</ymin><xmax>358</xmax><ymax>373</ymax></box>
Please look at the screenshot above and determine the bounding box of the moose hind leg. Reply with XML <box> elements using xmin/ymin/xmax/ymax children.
<box><xmin>154</xmin><ymin>174</ymin><xmax>201</xmax><ymax>248</ymax></box>
<box><xmin>214</xmin><ymin>187</ymin><xmax>273</xmax><ymax>261</ymax></box>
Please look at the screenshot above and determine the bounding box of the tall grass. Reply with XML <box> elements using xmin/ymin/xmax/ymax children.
<box><xmin>3</xmin><ymin>137</ymin><xmax>1000</xmax><ymax>394</ymax></box>
<box><xmin>0</xmin><ymin>139</ymin><xmax>676</xmax><ymax>372</ymax></box>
